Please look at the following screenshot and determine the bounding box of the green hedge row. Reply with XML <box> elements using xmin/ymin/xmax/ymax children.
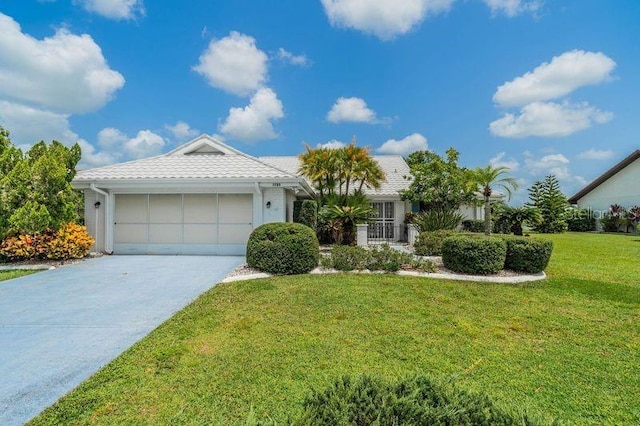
<box><xmin>441</xmin><ymin>235</ymin><xmax>552</xmax><ymax>275</ymax></box>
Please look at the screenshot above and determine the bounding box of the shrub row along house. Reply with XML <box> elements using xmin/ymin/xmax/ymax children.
<box><xmin>73</xmin><ymin>135</ymin><xmax>492</xmax><ymax>255</ymax></box>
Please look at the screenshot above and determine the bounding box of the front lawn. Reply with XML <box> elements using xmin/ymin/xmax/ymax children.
<box><xmin>0</xmin><ymin>269</ymin><xmax>37</xmax><ymax>283</ymax></box>
<box><xmin>31</xmin><ymin>233</ymin><xmax>640</xmax><ymax>425</ymax></box>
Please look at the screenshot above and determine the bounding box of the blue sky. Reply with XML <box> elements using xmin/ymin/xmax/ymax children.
<box><xmin>1</xmin><ymin>0</ymin><xmax>639</xmax><ymax>202</ymax></box>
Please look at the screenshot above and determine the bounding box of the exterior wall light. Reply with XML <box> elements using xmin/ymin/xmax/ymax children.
<box><xmin>266</xmin><ymin>201</ymin><xmax>271</xmax><ymax>209</ymax></box>
<box><xmin>94</xmin><ymin>201</ymin><xmax>101</xmax><ymax>208</ymax></box>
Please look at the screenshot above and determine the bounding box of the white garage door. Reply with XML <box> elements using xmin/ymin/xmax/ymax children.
<box><xmin>114</xmin><ymin>194</ymin><xmax>253</xmax><ymax>255</ymax></box>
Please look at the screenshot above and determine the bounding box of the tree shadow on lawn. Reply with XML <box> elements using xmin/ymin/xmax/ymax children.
<box><xmin>551</xmin><ymin>278</ymin><xmax>640</xmax><ymax>305</ymax></box>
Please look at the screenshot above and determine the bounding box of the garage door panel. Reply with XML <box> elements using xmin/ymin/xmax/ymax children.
<box><xmin>219</xmin><ymin>194</ymin><xmax>253</xmax><ymax>224</ymax></box>
<box><xmin>184</xmin><ymin>225</ymin><xmax>217</xmax><ymax>244</ymax></box>
<box><xmin>219</xmin><ymin>224</ymin><xmax>252</xmax><ymax>245</ymax></box>
<box><xmin>184</xmin><ymin>194</ymin><xmax>217</xmax><ymax>223</ymax></box>
<box><xmin>150</xmin><ymin>195</ymin><xmax>182</xmax><ymax>224</ymax></box>
<box><xmin>149</xmin><ymin>224</ymin><xmax>182</xmax><ymax>244</ymax></box>
<box><xmin>115</xmin><ymin>224</ymin><xmax>148</xmax><ymax>244</ymax></box>
<box><xmin>115</xmin><ymin>195</ymin><xmax>148</xmax><ymax>223</ymax></box>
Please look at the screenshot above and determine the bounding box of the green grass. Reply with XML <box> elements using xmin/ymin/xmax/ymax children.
<box><xmin>0</xmin><ymin>269</ymin><xmax>37</xmax><ymax>282</ymax></box>
<box><xmin>31</xmin><ymin>233</ymin><xmax>640</xmax><ymax>425</ymax></box>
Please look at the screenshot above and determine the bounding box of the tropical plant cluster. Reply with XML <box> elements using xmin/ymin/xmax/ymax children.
<box><xmin>441</xmin><ymin>235</ymin><xmax>552</xmax><ymax>275</ymax></box>
<box><xmin>298</xmin><ymin>142</ymin><xmax>384</xmax><ymax>245</ymax></box>
<box><xmin>291</xmin><ymin>375</ymin><xmax>550</xmax><ymax>426</ymax></box>
<box><xmin>246</xmin><ymin>222</ymin><xmax>319</xmax><ymax>275</ymax></box>
<box><xmin>320</xmin><ymin>244</ymin><xmax>436</xmax><ymax>273</ymax></box>
<box><xmin>600</xmin><ymin>204</ymin><xmax>640</xmax><ymax>233</ymax></box>
<box><xmin>0</xmin><ymin>223</ymin><xmax>94</xmax><ymax>261</ymax></box>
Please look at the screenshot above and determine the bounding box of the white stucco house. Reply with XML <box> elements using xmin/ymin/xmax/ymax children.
<box><xmin>568</xmin><ymin>149</ymin><xmax>640</xmax><ymax>214</ymax></box>
<box><xmin>73</xmin><ymin>134</ymin><xmax>490</xmax><ymax>255</ymax></box>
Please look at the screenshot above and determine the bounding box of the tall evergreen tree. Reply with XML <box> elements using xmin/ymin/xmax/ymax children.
<box><xmin>0</xmin><ymin>126</ymin><xmax>82</xmax><ymax>237</ymax></box>
<box><xmin>526</xmin><ymin>175</ymin><xmax>568</xmax><ymax>233</ymax></box>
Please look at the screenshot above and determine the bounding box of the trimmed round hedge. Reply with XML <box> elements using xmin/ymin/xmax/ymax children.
<box><xmin>503</xmin><ymin>237</ymin><xmax>553</xmax><ymax>274</ymax></box>
<box><xmin>442</xmin><ymin>235</ymin><xmax>506</xmax><ymax>275</ymax></box>
<box><xmin>246</xmin><ymin>222</ymin><xmax>319</xmax><ymax>275</ymax></box>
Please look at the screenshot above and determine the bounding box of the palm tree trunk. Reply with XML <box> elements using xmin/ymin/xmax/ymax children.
<box><xmin>484</xmin><ymin>195</ymin><xmax>491</xmax><ymax>235</ymax></box>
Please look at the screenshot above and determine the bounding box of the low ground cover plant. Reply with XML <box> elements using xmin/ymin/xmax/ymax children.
<box><xmin>293</xmin><ymin>375</ymin><xmax>551</xmax><ymax>425</ymax></box>
<box><xmin>246</xmin><ymin>222</ymin><xmax>319</xmax><ymax>275</ymax></box>
<box><xmin>321</xmin><ymin>244</ymin><xmax>436</xmax><ymax>273</ymax></box>
<box><xmin>442</xmin><ymin>235</ymin><xmax>507</xmax><ymax>274</ymax></box>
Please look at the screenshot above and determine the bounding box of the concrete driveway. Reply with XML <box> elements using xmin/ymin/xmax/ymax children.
<box><xmin>0</xmin><ymin>255</ymin><xmax>243</xmax><ymax>426</ymax></box>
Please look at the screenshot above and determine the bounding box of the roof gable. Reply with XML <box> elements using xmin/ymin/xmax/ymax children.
<box><xmin>166</xmin><ymin>134</ymin><xmax>243</xmax><ymax>156</ymax></box>
<box><xmin>568</xmin><ymin>149</ymin><xmax>640</xmax><ymax>204</ymax></box>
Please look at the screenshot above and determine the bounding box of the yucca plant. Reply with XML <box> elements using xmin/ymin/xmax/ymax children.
<box><xmin>413</xmin><ymin>209</ymin><xmax>464</xmax><ymax>232</ymax></box>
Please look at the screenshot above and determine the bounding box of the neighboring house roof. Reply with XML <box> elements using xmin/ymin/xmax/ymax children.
<box><xmin>568</xmin><ymin>149</ymin><xmax>640</xmax><ymax>204</ymax></box>
<box><xmin>74</xmin><ymin>135</ymin><xmax>301</xmax><ymax>183</ymax></box>
<box><xmin>259</xmin><ymin>155</ymin><xmax>411</xmax><ymax>197</ymax></box>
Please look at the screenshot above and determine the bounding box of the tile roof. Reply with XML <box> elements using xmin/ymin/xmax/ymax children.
<box><xmin>74</xmin><ymin>135</ymin><xmax>298</xmax><ymax>182</ymax></box>
<box><xmin>259</xmin><ymin>155</ymin><xmax>411</xmax><ymax>196</ymax></box>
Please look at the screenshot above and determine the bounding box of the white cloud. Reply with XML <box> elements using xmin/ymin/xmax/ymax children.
<box><xmin>316</xmin><ymin>140</ymin><xmax>346</xmax><ymax>149</ymax></box>
<box><xmin>97</xmin><ymin>127</ymin><xmax>128</xmax><ymax>149</ymax></box>
<box><xmin>493</xmin><ymin>50</ymin><xmax>616</xmax><ymax>108</ymax></box>
<box><xmin>320</xmin><ymin>0</ymin><xmax>454</xmax><ymax>40</ymax></box>
<box><xmin>0</xmin><ymin>13</ymin><xmax>125</xmax><ymax>114</ymax></box>
<box><xmin>124</xmin><ymin>130</ymin><xmax>165</xmax><ymax>159</ymax></box>
<box><xmin>165</xmin><ymin>121</ymin><xmax>199</xmax><ymax>141</ymax></box>
<box><xmin>578</xmin><ymin>148</ymin><xmax>614</xmax><ymax>160</ymax></box>
<box><xmin>327</xmin><ymin>97</ymin><xmax>378</xmax><ymax>123</ymax></box>
<box><xmin>482</xmin><ymin>0</ymin><xmax>542</xmax><ymax>17</ymax></box>
<box><xmin>73</xmin><ymin>0</ymin><xmax>144</xmax><ymax>20</ymax></box>
<box><xmin>219</xmin><ymin>87</ymin><xmax>284</xmax><ymax>142</ymax></box>
<box><xmin>523</xmin><ymin>152</ymin><xmax>587</xmax><ymax>186</ymax></box>
<box><xmin>193</xmin><ymin>31</ymin><xmax>268</xmax><ymax>97</ymax></box>
<box><xmin>277</xmin><ymin>48</ymin><xmax>311</xmax><ymax>67</ymax></box>
<box><xmin>489</xmin><ymin>101</ymin><xmax>613</xmax><ymax>138</ymax></box>
<box><xmin>489</xmin><ymin>152</ymin><xmax>519</xmax><ymax>171</ymax></box>
<box><xmin>377</xmin><ymin>133</ymin><xmax>428</xmax><ymax>156</ymax></box>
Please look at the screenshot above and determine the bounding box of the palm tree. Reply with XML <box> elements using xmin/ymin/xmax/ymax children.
<box><xmin>472</xmin><ymin>165</ymin><xmax>519</xmax><ymax>235</ymax></box>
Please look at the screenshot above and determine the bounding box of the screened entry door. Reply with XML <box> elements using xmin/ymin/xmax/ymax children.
<box><xmin>369</xmin><ymin>202</ymin><xmax>395</xmax><ymax>241</ymax></box>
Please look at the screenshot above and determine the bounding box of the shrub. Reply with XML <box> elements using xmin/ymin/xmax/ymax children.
<box><xmin>414</xmin><ymin>230</ymin><xmax>457</xmax><ymax>256</ymax></box>
<box><xmin>7</xmin><ymin>200</ymin><xmax>53</xmax><ymax>235</ymax></box>
<box><xmin>503</xmin><ymin>237</ymin><xmax>553</xmax><ymax>274</ymax></box>
<box><xmin>246</xmin><ymin>223</ymin><xmax>319</xmax><ymax>275</ymax></box>
<box><xmin>326</xmin><ymin>245</ymin><xmax>372</xmax><ymax>271</ymax></box>
<box><xmin>413</xmin><ymin>209</ymin><xmax>463</xmax><ymax>232</ymax></box>
<box><xmin>442</xmin><ymin>235</ymin><xmax>506</xmax><ymax>275</ymax></box>
<box><xmin>566</xmin><ymin>208</ymin><xmax>595</xmax><ymax>232</ymax></box>
<box><xmin>293</xmin><ymin>200</ymin><xmax>318</xmax><ymax>231</ymax></box>
<box><xmin>46</xmin><ymin>223</ymin><xmax>94</xmax><ymax>259</ymax></box>
<box><xmin>461</xmin><ymin>219</ymin><xmax>484</xmax><ymax>233</ymax></box>
<box><xmin>0</xmin><ymin>235</ymin><xmax>39</xmax><ymax>261</ymax></box>
<box><xmin>322</xmin><ymin>244</ymin><xmax>436</xmax><ymax>273</ymax></box>
<box><xmin>294</xmin><ymin>375</ymin><xmax>547</xmax><ymax>425</ymax></box>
